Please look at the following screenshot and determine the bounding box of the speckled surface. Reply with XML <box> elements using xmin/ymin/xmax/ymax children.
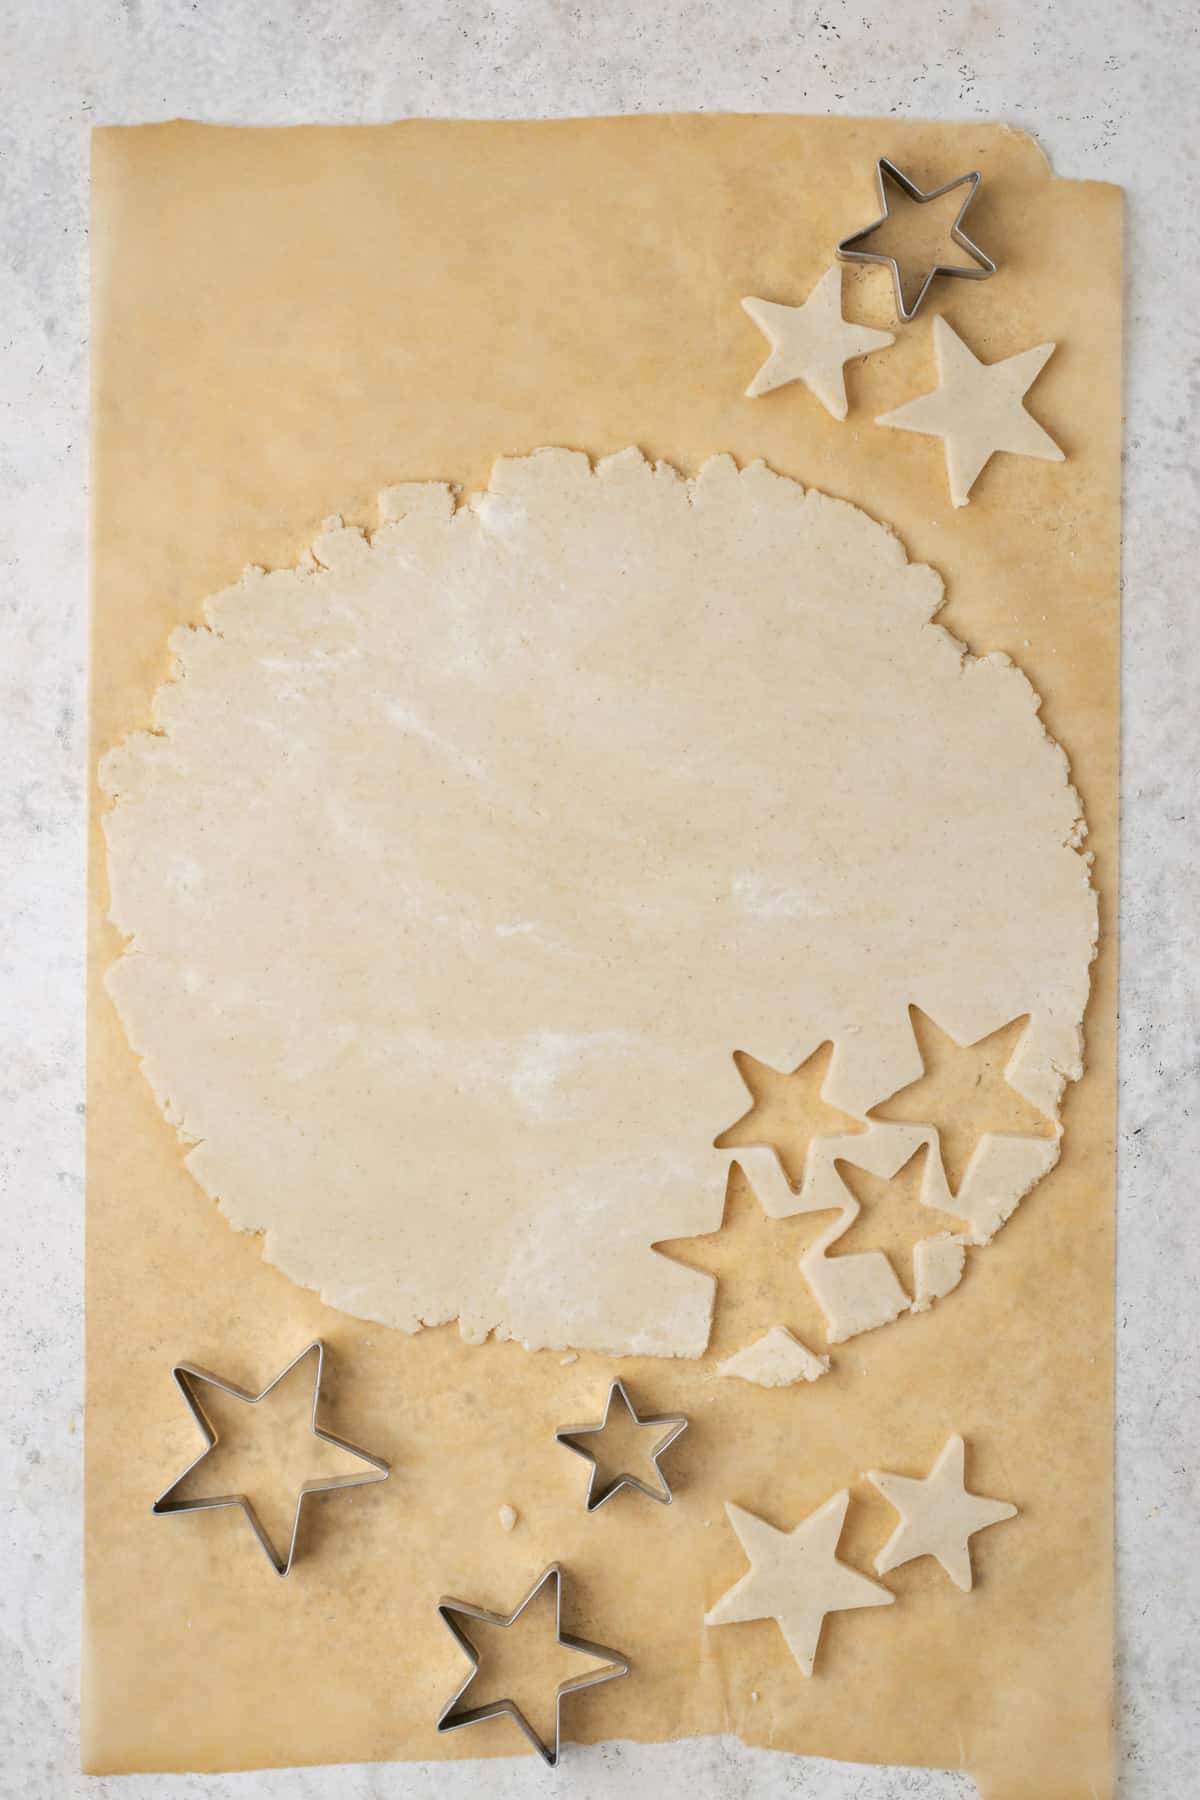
<box><xmin>0</xmin><ymin>3</ymin><xmax>1196</xmax><ymax>1796</ymax></box>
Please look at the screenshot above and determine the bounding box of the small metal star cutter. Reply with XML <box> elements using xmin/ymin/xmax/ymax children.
<box><xmin>555</xmin><ymin>1377</ymin><xmax>688</xmax><ymax>1511</ymax></box>
<box><xmin>436</xmin><ymin>1562</ymin><xmax>629</xmax><ymax>1767</ymax></box>
<box><xmin>837</xmin><ymin>157</ymin><xmax>996</xmax><ymax>322</ymax></box>
<box><xmin>152</xmin><ymin>1339</ymin><xmax>389</xmax><ymax>1576</ymax></box>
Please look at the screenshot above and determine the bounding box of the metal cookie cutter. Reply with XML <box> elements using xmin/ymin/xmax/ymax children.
<box><xmin>837</xmin><ymin>157</ymin><xmax>996</xmax><ymax>322</ymax></box>
<box><xmin>556</xmin><ymin>1377</ymin><xmax>688</xmax><ymax>1511</ymax></box>
<box><xmin>437</xmin><ymin>1562</ymin><xmax>629</xmax><ymax>1767</ymax></box>
<box><xmin>152</xmin><ymin>1339</ymin><xmax>389</xmax><ymax>1575</ymax></box>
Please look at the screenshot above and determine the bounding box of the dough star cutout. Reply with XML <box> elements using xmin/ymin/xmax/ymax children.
<box><xmin>555</xmin><ymin>1378</ymin><xmax>688</xmax><ymax>1510</ymax></box>
<box><xmin>706</xmin><ymin>1489</ymin><xmax>894</xmax><ymax>1676</ymax></box>
<box><xmin>868</xmin><ymin>1433</ymin><xmax>1018</xmax><ymax>1591</ymax></box>
<box><xmin>152</xmin><ymin>1340</ymin><xmax>389</xmax><ymax>1575</ymax></box>
<box><xmin>741</xmin><ymin>266</ymin><xmax>894</xmax><ymax>420</ymax></box>
<box><xmin>877</xmin><ymin>316</ymin><xmax>1064</xmax><ymax>507</ymax></box>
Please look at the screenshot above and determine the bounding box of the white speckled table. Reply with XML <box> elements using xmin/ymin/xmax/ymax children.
<box><xmin>1</xmin><ymin>3</ymin><xmax>1196</xmax><ymax>1795</ymax></box>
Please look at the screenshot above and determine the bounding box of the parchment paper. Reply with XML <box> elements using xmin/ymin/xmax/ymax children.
<box><xmin>86</xmin><ymin>116</ymin><xmax>1120</xmax><ymax>1799</ymax></box>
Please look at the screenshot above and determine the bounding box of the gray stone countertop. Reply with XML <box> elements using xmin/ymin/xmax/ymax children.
<box><xmin>0</xmin><ymin>2</ymin><xmax>1195</xmax><ymax>1794</ymax></box>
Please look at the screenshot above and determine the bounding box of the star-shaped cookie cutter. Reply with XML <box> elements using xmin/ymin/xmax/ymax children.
<box><xmin>436</xmin><ymin>1562</ymin><xmax>629</xmax><ymax>1766</ymax></box>
<box><xmin>837</xmin><ymin>157</ymin><xmax>996</xmax><ymax>322</ymax></box>
<box><xmin>555</xmin><ymin>1377</ymin><xmax>688</xmax><ymax>1511</ymax></box>
<box><xmin>152</xmin><ymin>1339</ymin><xmax>389</xmax><ymax>1576</ymax></box>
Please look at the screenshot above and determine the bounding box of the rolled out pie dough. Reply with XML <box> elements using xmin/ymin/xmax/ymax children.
<box><xmin>100</xmin><ymin>447</ymin><xmax>1096</xmax><ymax>1358</ymax></box>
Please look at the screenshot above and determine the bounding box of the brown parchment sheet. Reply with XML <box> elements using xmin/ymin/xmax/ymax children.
<box><xmin>86</xmin><ymin>117</ymin><xmax>1120</xmax><ymax>1798</ymax></box>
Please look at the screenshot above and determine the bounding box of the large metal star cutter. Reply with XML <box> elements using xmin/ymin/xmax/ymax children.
<box><xmin>555</xmin><ymin>1377</ymin><xmax>688</xmax><ymax>1511</ymax></box>
<box><xmin>436</xmin><ymin>1563</ymin><xmax>629</xmax><ymax>1767</ymax></box>
<box><xmin>837</xmin><ymin>157</ymin><xmax>996</xmax><ymax>322</ymax></box>
<box><xmin>152</xmin><ymin>1339</ymin><xmax>389</xmax><ymax>1575</ymax></box>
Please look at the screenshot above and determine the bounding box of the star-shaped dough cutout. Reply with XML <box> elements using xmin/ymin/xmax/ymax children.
<box><xmin>714</xmin><ymin>1040</ymin><xmax>866</xmax><ymax>1190</ymax></box>
<box><xmin>153</xmin><ymin>1341</ymin><xmax>389</xmax><ymax>1575</ymax></box>
<box><xmin>868</xmin><ymin>1434</ymin><xmax>1018</xmax><ymax>1591</ymax></box>
<box><xmin>869</xmin><ymin>1007</ymin><xmax>1055</xmax><ymax>1195</ymax></box>
<box><xmin>877</xmin><ymin>316</ymin><xmax>1064</xmax><ymax>506</ymax></box>
<box><xmin>742</xmin><ymin>267</ymin><xmax>894</xmax><ymax>420</ymax></box>
<box><xmin>830</xmin><ymin>1145</ymin><xmax>967</xmax><ymax>1297</ymax></box>
<box><xmin>554</xmin><ymin>1378</ymin><xmax>688</xmax><ymax>1510</ymax></box>
<box><xmin>653</xmin><ymin>1162</ymin><xmax>840</xmax><ymax>1356</ymax></box>
<box><xmin>706</xmin><ymin>1489</ymin><xmax>894</xmax><ymax>1676</ymax></box>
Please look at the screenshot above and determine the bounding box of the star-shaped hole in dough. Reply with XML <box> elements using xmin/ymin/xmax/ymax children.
<box><xmin>869</xmin><ymin>1007</ymin><xmax>1056</xmax><ymax>1196</ymax></box>
<box><xmin>653</xmin><ymin>1162</ymin><xmax>840</xmax><ymax>1358</ymax></box>
<box><xmin>437</xmin><ymin>1564</ymin><xmax>628</xmax><ymax>1766</ymax></box>
<box><xmin>742</xmin><ymin>266</ymin><xmax>894</xmax><ymax>421</ymax></box>
<box><xmin>153</xmin><ymin>1342</ymin><xmax>388</xmax><ymax>1574</ymax></box>
<box><xmin>877</xmin><ymin>316</ymin><xmax>1064</xmax><ymax>506</ymax></box>
<box><xmin>706</xmin><ymin>1489</ymin><xmax>894</xmax><ymax>1677</ymax></box>
<box><xmin>714</xmin><ymin>1040</ymin><xmax>866</xmax><ymax>1191</ymax></box>
<box><xmin>829</xmin><ymin>1144</ymin><xmax>968</xmax><ymax>1299</ymax></box>
<box><xmin>868</xmin><ymin>1433</ymin><xmax>1018</xmax><ymax>1591</ymax></box>
<box><xmin>555</xmin><ymin>1379</ymin><xmax>688</xmax><ymax>1511</ymax></box>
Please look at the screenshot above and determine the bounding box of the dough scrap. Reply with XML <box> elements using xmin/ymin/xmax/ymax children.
<box><xmin>911</xmin><ymin>1234</ymin><xmax>968</xmax><ymax>1311</ymax></box>
<box><xmin>100</xmin><ymin>447</ymin><xmax>1095</xmax><ymax>1357</ymax></box>
<box><xmin>715</xmin><ymin>1327</ymin><xmax>830</xmax><ymax>1388</ymax></box>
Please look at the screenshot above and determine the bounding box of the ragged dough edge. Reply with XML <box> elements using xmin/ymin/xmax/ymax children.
<box><xmin>911</xmin><ymin>1235</ymin><xmax>967</xmax><ymax>1312</ymax></box>
<box><xmin>99</xmin><ymin>445</ymin><xmax>1096</xmax><ymax>1357</ymax></box>
<box><xmin>729</xmin><ymin>1118</ymin><xmax>1061</xmax><ymax>1349</ymax></box>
